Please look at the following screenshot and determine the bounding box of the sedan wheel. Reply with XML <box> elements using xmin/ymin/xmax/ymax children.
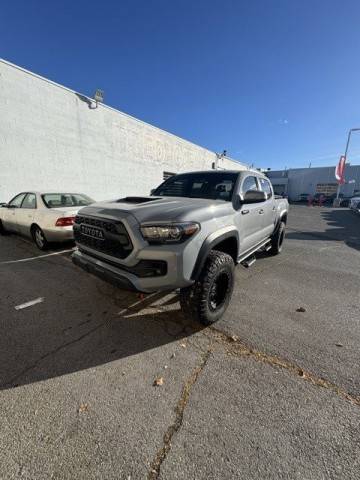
<box><xmin>0</xmin><ymin>220</ymin><xmax>8</xmax><ymax>235</ymax></box>
<box><xmin>33</xmin><ymin>226</ymin><xmax>48</xmax><ymax>251</ymax></box>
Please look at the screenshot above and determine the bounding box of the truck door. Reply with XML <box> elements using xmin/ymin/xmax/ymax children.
<box><xmin>1</xmin><ymin>193</ymin><xmax>27</xmax><ymax>232</ymax></box>
<box><xmin>235</xmin><ymin>175</ymin><xmax>267</xmax><ymax>254</ymax></box>
<box><xmin>258</xmin><ymin>177</ymin><xmax>277</xmax><ymax>237</ymax></box>
<box><xmin>16</xmin><ymin>193</ymin><xmax>37</xmax><ymax>237</ymax></box>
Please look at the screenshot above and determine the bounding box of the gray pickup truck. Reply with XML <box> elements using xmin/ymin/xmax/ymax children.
<box><xmin>72</xmin><ymin>170</ymin><xmax>289</xmax><ymax>324</ymax></box>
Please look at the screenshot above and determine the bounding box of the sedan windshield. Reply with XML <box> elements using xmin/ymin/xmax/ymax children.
<box><xmin>152</xmin><ymin>172</ymin><xmax>239</xmax><ymax>201</ymax></box>
<box><xmin>42</xmin><ymin>193</ymin><xmax>94</xmax><ymax>208</ymax></box>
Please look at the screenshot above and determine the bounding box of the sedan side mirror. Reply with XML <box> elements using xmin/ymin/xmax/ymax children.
<box><xmin>150</xmin><ymin>189</ymin><xmax>155</xmax><ymax>195</ymax></box>
<box><xmin>242</xmin><ymin>190</ymin><xmax>267</xmax><ymax>204</ymax></box>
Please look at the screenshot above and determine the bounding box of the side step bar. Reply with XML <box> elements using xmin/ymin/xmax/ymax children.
<box><xmin>242</xmin><ymin>256</ymin><xmax>256</xmax><ymax>268</ymax></box>
<box><xmin>238</xmin><ymin>238</ymin><xmax>272</xmax><ymax>267</ymax></box>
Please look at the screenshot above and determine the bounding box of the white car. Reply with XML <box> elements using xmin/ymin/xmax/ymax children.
<box><xmin>0</xmin><ymin>192</ymin><xmax>94</xmax><ymax>250</ymax></box>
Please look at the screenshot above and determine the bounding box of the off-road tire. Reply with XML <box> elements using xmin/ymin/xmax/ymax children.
<box><xmin>0</xmin><ymin>220</ymin><xmax>8</xmax><ymax>235</ymax></box>
<box><xmin>269</xmin><ymin>221</ymin><xmax>286</xmax><ymax>255</ymax></box>
<box><xmin>180</xmin><ymin>250</ymin><xmax>235</xmax><ymax>325</ymax></box>
<box><xmin>32</xmin><ymin>225</ymin><xmax>48</xmax><ymax>251</ymax></box>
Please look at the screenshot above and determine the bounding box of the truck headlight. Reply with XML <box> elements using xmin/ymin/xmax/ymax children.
<box><xmin>140</xmin><ymin>222</ymin><xmax>200</xmax><ymax>244</ymax></box>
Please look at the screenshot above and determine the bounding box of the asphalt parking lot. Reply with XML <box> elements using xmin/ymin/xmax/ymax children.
<box><xmin>1</xmin><ymin>205</ymin><xmax>359</xmax><ymax>480</ymax></box>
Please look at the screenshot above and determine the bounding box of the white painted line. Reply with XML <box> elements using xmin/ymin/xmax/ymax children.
<box><xmin>0</xmin><ymin>248</ymin><xmax>74</xmax><ymax>265</ymax></box>
<box><xmin>15</xmin><ymin>297</ymin><xmax>45</xmax><ymax>310</ymax></box>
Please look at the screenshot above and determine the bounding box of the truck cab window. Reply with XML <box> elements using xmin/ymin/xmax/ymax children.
<box><xmin>242</xmin><ymin>176</ymin><xmax>259</xmax><ymax>193</ymax></box>
<box><xmin>259</xmin><ymin>178</ymin><xmax>273</xmax><ymax>199</ymax></box>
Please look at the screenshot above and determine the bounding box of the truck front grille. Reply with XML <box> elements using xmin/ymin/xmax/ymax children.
<box><xmin>74</xmin><ymin>215</ymin><xmax>133</xmax><ymax>259</ymax></box>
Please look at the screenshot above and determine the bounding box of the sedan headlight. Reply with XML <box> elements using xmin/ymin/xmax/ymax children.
<box><xmin>140</xmin><ymin>222</ymin><xmax>200</xmax><ymax>244</ymax></box>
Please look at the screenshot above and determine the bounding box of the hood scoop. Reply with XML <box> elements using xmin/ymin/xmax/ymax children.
<box><xmin>115</xmin><ymin>196</ymin><xmax>159</xmax><ymax>204</ymax></box>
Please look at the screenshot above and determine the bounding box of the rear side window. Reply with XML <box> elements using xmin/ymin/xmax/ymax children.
<box><xmin>259</xmin><ymin>178</ymin><xmax>273</xmax><ymax>199</ymax></box>
<box><xmin>22</xmin><ymin>193</ymin><xmax>37</xmax><ymax>209</ymax></box>
<box><xmin>242</xmin><ymin>176</ymin><xmax>259</xmax><ymax>193</ymax></box>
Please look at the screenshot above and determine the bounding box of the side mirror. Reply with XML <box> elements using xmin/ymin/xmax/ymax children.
<box><xmin>150</xmin><ymin>189</ymin><xmax>155</xmax><ymax>195</ymax></box>
<box><xmin>242</xmin><ymin>190</ymin><xmax>267</xmax><ymax>204</ymax></box>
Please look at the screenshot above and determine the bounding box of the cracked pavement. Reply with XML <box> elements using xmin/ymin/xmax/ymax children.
<box><xmin>0</xmin><ymin>205</ymin><xmax>359</xmax><ymax>479</ymax></box>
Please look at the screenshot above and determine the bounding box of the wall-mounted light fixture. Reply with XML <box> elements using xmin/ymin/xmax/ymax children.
<box><xmin>93</xmin><ymin>89</ymin><xmax>104</xmax><ymax>109</ymax></box>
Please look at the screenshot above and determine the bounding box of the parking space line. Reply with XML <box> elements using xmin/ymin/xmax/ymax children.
<box><xmin>0</xmin><ymin>248</ymin><xmax>74</xmax><ymax>265</ymax></box>
<box><xmin>15</xmin><ymin>297</ymin><xmax>44</xmax><ymax>310</ymax></box>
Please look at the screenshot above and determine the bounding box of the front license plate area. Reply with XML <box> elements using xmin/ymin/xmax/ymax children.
<box><xmin>80</xmin><ymin>224</ymin><xmax>105</xmax><ymax>240</ymax></box>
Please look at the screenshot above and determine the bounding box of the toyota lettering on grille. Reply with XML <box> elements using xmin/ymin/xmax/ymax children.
<box><xmin>80</xmin><ymin>224</ymin><xmax>105</xmax><ymax>240</ymax></box>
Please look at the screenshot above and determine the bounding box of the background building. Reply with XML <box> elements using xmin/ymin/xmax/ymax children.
<box><xmin>0</xmin><ymin>59</ymin><xmax>246</xmax><ymax>203</ymax></box>
<box><xmin>267</xmin><ymin>165</ymin><xmax>360</xmax><ymax>201</ymax></box>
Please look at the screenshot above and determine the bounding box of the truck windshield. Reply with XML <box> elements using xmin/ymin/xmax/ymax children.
<box><xmin>152</xmin><ymin>172</ymin><xmax>239</xmax><ymax>201</ymax></box>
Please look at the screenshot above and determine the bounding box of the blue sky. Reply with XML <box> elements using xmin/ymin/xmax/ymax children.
<box><xmin>2</xmin><ymin>0</ymin><xmax>360</xmax><ymax>170</ymax></box>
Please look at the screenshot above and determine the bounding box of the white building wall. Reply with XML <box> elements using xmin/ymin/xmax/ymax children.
<box><xmin>0</xmin><ymin>60</ymin><xmax>246</xmax><ymax>203</ymax></box>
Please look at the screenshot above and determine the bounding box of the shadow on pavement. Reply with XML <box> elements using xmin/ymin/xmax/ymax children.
<box><xmin>0</xmin><ymin>288</ymin><xmax>204</xmax><ymax>391</ymax></box>
<box><xmin>286</xmin><ymin>209</ymin><xmax>360</xmax><ymax>252</ymax></box>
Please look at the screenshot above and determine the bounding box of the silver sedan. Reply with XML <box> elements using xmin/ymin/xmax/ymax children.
<box><xmin>0</xmin><ymin>192</ymin><xmax>94</xmax><ymax>250</ymax></box>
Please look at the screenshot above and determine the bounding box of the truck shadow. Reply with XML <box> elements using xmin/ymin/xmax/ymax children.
<box><xmin>286</xmin><ymin>209</ymin><xmax>360</xmax><ymax>252</ymax></box>
<box><xmin>0</xmin><ymin>285</ymin><xmax>205</xmax><ymax>391</ymax></box>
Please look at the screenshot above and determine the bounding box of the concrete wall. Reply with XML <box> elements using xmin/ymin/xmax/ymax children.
<box><xmin>0</xmin><ymin>60</ymin><xmax>246</xmax><ymax>203</ymax></box>
<box><xmin>267</xmin><ymin>166</ymin><xmax>360</xmax><ymax>201</ymax></box>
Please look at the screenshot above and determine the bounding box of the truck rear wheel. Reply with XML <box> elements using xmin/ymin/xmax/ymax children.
<box><xmin>269</xmin><ymin>221</ymin><xmax>286</xmax><ymax>255</ymax></box>
<box><xmin>180</xmin><ymin>250</ymin><xmax>235</xmax><ymax>325</ymax></box>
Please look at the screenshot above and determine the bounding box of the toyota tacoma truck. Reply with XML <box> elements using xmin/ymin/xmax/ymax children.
<box><xmin>72</xmin><ymin>170</ymin><xmax>289</xmax><ymax>324</ymax></box>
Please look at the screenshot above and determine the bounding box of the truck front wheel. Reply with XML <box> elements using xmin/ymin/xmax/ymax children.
<box><xmin>180</xmin><ymin>250</ymin><xmax>235</xmax><ymax>325</ymax></box>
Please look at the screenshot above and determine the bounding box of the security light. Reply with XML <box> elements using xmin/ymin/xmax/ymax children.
<box><xmin>94</xmin><ymin>89</ymin><xmax>104</xmax><ymax>103</ymax></box>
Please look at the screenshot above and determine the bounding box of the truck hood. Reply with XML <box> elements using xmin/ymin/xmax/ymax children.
<box><xmin>78</xmin><ymin>196</ymin><xmax>233</xmax><ymax>224</ymax></box>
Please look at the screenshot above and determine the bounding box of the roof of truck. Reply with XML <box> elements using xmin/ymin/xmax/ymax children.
<box><xmin>177</xmin><ymin>169</ymin><xmax>266</xmax><ymax>177</ymax></box>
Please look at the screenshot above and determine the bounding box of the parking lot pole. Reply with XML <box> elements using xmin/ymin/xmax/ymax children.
<box><xmin>337</xmin><ymin>128</ymin><xmax>360</xmax><ymax>199</ymax></box>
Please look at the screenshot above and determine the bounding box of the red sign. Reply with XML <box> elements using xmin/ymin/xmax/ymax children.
<box><xmin>335</xmin><ymin>155</ymin><xmax>346</xmax><ymax>184</ymax></box>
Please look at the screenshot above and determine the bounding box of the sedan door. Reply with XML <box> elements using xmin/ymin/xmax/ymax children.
<box><xmin>15</xmin><ymin>193</ymin><xmax>37</xmax><ymax>237</ymax></box>
<box><xmin>1</xmin><ymin>193</ymin><xmax>27</xmax><ymax>232</ymax></box>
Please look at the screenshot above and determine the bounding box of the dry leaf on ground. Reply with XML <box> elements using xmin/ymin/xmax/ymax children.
<box><xmin>153</xmin><ymin>377</ymin><xmax>164</xmax><ymax>387</ymax></box>
<box><xmin>78</xmin><ymin>403</ymin><xmax>89</xmax><ymax>413</ymax></box>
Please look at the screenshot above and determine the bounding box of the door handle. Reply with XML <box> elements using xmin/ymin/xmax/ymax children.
<box><xmin>272</xmin><ymin>206</ymin><xmax>276</xmax><ymax>211</ymax></box>
<box><xmin>259</xmin><ymin>209</ymin><xmax>264</xmax><ymax>214</ymax></box>
<box><xmin>241</xmin><ymin>209</ymin><xmax>250</xmax><ymax>215</ymax></box>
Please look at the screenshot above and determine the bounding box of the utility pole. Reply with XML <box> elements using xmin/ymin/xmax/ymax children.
<box><xmin>336</xmin><ymin>128</ymin><xmax>360</xmax><ymax>198</ymax></box>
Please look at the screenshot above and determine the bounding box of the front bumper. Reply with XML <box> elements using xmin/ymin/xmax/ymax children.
<box><xmin>72</xmin><ymin>249</ymin><xmax>194</xmax><ymax>293</ymax></box>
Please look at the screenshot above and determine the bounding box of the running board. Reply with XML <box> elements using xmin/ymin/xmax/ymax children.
<box><xmin>237</xmin><ymin>238</ymin><xmax>272</xmax><ymax>266</ymax></box>
<box><xmin>242</xmin><ymin>256</ymin><xmax>256</xmax><ymax>268</ymax></box>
